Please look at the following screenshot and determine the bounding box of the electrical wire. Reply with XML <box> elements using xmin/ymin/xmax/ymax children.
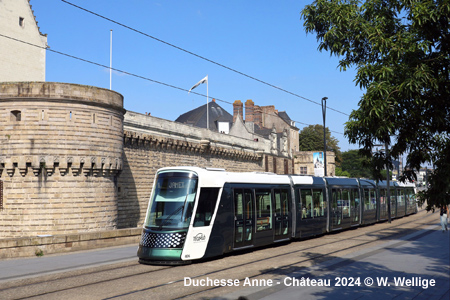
<box><xmin>60</xmin><ymin>0</ymin><xmax>350</xmax><ymax>117</ymax></box>
<box><xmin>0</xmin><ymin>32</ymin><xmax>345</xmax><ymax>136</ymax></box>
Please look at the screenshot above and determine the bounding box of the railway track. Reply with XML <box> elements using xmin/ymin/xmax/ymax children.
<box><xmin>0</xmin><ymin>209</ymin><xmax>439</xmax><ymax>300</ymax></box>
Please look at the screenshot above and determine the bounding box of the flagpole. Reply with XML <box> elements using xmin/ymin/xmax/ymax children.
<box><xmin>207</xmin><ymin>75</ymin><xmax>209</xmax><ymax>130</ymax></box>
<box><xmin>109</xmin><ymin>29</ymin><xmax>112</xmax><ymax>90</ymax></box>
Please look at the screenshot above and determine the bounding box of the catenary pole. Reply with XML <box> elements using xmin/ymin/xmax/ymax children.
<box><xmin>322</xmin><ymin>97</ymin><xmax>328</xmax><ymax>177</ymax></box>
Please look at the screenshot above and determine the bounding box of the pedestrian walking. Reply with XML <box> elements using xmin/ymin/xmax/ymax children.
<box><xmin>440</xmin><ymin>204</ymin><xmax>449</xmax><ymax>232</ymax></box>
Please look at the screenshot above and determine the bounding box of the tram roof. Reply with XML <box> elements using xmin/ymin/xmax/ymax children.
<box><xmin>325</xmin><ymin>177</ymin><xmax>359</xmax><ymax>187</ymax></box>
<box><xmin>358</xmin><ymin>178</ymin><xmax>377</xmax><ymax>187</ymax></box>
<box><xmin>156</xmin><ymin>166</ymin><xmax>296</xmax><ymax>186</ymax></box>
<box><xmin>290</xmin><ymin>175</ymin><xmax>321</xmax><ymax>185</ymax></box>
<box><xmin>377</xmin><ymin>180</ymin><xmax>400</xmax><ymax>188</ymax></box>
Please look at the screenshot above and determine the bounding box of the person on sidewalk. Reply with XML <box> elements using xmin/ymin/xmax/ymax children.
<box><xmin>439</xmin><ymin>204</ymin><xmax>449</xmax><ymax>232</ymax></box>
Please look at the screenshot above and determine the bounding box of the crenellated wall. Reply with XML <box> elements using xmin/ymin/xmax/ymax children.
<box><xmin>0</xmin><ymin>82</ymin><xmax>294</xmax><ymax>238</ymax></box>
<box><xmin>0</xmin><ymin>82</ymin><xmax>124</xmax><ymax>237</ymax></box>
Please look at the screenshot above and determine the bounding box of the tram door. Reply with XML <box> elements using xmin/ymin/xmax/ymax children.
<box><xmin>274</xmin><ymin>189</ymin><xmax>290</xmax><ymax>241</ymax></box>
<box><xmin>233</xmin><ymin>189</ymin><xmax>254</xmax><ymax>248</ymax></box>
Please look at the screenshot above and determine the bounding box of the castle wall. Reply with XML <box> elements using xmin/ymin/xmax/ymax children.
<box><xmin>0</xmin><ymin>84</ymin><xmax>294</xmax><ymax>238</ymax></box>
<box><xmin>0</xmin><ymin>82</ymin><xmax>124</xmax><ymax>238</ymax></box>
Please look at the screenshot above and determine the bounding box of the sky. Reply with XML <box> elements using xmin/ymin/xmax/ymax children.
<box><xmin>30</xmin><ymin>0</ymin><xmax>365</xmax><ymax>152</ymax></box>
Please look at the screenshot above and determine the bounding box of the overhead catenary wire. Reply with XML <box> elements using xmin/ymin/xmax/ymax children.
<box><xmin>0</xmin><ymin>33</ymin><xmax>345</xmax><ymax>136</ymax></box>
<box><xmin>60</xmin><ymin>0</ymin><xmax>350</xmax><ymax>118</ymax></box>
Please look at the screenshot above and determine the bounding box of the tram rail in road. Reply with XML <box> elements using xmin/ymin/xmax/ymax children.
<box><xmin>0</xmin><ymin>209</ymin><xmax>448</xmax><ymax>300</ymax></box>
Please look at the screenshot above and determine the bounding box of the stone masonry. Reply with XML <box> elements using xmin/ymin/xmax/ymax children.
<box><xmin>0</xmin><ymin>82</ymin><xmax>124</xmax><ymax>237</ymax></box>
<box><xmin>0</xmin><ymin>82</ymin><xmax>294</xmax><ymax>238</ymax></box>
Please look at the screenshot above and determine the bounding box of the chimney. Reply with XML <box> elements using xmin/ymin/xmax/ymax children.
<box><xmin>253</xmin><ymin>105</ymin><xmax>262</xmax><ymax>127</ymax></box>
<box><xmin>245</xmin><ymin>99</ymin><xmax>254</xmax><ymax>122</ymax></box>
<box><xmin>233</xmin><ymin>100</ymin><xmax>243</xmax><ymax>123</ymax></box>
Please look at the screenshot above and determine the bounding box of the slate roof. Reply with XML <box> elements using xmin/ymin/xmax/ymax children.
<box><xmin>175</xmin><ymin>101</ymin><xmax>233</xmax><ymax>131</ymax></box>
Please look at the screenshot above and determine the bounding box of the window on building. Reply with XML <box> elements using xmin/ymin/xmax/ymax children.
<box><xmin>11</xmin><ymin>110</ymin><xmax>21</xmax><ymax>122</ymax></box>
<box><xmin>19</xmin><ymin>17</ymin><xmax>24</xmax><ymax>27</ymax></box>
<box><xmin>300</xmin><ymin>167</ymin><xmax>308</xmax><ymax>175</ymax></box>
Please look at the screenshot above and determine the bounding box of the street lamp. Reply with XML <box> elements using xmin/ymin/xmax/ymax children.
<box><xmin>322</xmin><ymin>97</ymin><xmax>328</xmax><ymax>177</ymax></box>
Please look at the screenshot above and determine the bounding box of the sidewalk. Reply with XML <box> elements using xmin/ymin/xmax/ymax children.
<box><xmin>224</xmin><ymin>224</ymin><xmax>450</xmax><ymax>300</ymax></box>
<box><xmin>0</xmin><ymin>244</ymin><xmax>137</xmax><ymax>283</ymax></box>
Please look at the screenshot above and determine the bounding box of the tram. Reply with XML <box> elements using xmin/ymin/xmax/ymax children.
<box><xmin>137</xmin><ymin>167</ymin><xmax>417</xmax><ymax>265</ymax></box>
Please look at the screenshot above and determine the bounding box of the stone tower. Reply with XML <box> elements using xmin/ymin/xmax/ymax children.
<box><xmin>0</xmin><ymin>82</ymin><xmax>125</xmax><ymax>237</ymax></box>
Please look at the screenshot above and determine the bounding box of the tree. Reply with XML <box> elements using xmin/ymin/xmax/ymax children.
<box><xmin>340</xmin><ymin>149</ymin><xmax>372</xmax><ymax>178</ymax></box>
<box><xmin>335</xmin><ymin>167</ymin><xmax>351</xmax><ymax>177</ymax></box>
<box><xmin>302</xmin><ymin>0</ymin><xmax>450</xmax><ymax>210</ymax></box>
<box><xmin>298</xmin><ymin>124</ymin><xmax>342</xmax><ymax>164</ymax></box>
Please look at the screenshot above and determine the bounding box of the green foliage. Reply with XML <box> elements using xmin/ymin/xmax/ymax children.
<box><xmin>298</xmin><ymin>124</ymin><xmax>342</xmax><ymax>164</ymax></box>
<box><xmin>340</xmin><ymin>150</ymin><xmax>372</xmax><ymax>178</ymax></box>
<box><xmin>35</xmin><ymin>248</ymin><xmax>44</xmax><ymax>257</ymax></box>
<box><xmin>302</xmin><ymin>0</ymin><xmax>450</xmax><ymax>210</ymax></box>
<box><xmin>339</xmin><ymin>149</ymin><xmax>393</xmax><ymax>179</ymax></box>
<box><xmin>335</xmin><ymin>167</ymin><xmax>351</xmax><ymax>177</ymax></box>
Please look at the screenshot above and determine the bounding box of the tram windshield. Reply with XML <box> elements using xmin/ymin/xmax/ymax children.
<box><xmin>144</xmin><ymin>171</ymin><xmax>198</xmax><ymax>230</ymax></box>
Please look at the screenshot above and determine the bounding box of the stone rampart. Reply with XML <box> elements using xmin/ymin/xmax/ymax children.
<box><xmin>0</xmin><ymin>82</ymin><xmax>125</xmax><ymax>238</ymax></box>
<box><xmin>0</xmin><ymin>84</ymin><xmax>294</xmax><ymax>239</ymax></box>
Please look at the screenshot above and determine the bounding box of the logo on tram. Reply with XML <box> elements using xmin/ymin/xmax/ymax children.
<box><xmin>193</xmin><ymin>233</ymin><xmax>206</xmax><ymax>242</ymax></box>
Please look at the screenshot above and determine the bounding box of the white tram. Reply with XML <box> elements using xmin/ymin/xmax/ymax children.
<box><xmin>137</xmin><ymin>167</ymin><xmax>417</xmax><ymax>265</ymax></box>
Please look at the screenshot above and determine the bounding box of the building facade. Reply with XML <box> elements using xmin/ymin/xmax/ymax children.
<box><xmin>294</xmin><ymin>151</ymin><xmax>336</xmax><ymax>177</ymax></box>
<box><xmin>0</xmin><ymin>0</ymin><xmax>47</xmax><ymax>82</ymax></box>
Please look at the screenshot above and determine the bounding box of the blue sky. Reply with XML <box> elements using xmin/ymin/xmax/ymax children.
<box><xmin>31</xmin><ymin>0</ymin><xmax>364</xmax><ymax>151</ymax></box>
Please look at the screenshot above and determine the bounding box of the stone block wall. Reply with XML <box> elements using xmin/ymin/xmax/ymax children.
<box><xmin>0</xmin><ymin>83</ymin><xmax>295</xmax><ymax>238</ymax></box>
<box><xmin>0</xmin><ymin>82</ymin><xmax>124</xmax><ymax>238</ymax></box>
<box><xmin>294</xmin><ymin>150</ymin><xmax>336</xmax><ymax>176</ymax></box>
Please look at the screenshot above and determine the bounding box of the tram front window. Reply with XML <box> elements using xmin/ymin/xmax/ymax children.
<box><xmin>144</xmin><ymin>172</ymin><xmax>198</xmax><ymax>230</ymax></box>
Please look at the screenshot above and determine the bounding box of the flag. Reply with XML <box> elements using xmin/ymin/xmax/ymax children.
<box><xmin>188</xmin><ymin>75</ymin><xmax>208</xmax><ymax>93</ymax></box>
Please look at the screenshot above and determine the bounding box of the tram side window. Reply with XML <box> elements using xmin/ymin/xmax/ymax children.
<box><xmin>256</xmin><ymin>189</ymin><xmax>272</xmax><ymax>231</ymax></box>
<box><xmin>363</xmin><ymin>189</ymin><xmax>369</xmax><ymax>210</ymax></box>
<box><xmin>194</xmin><ymin>188</ymin><xmax>220</xmax><ymax>227</ymax></box>
<box><xmin>352</xmin><ymin>189</ymin><xmax>359</xmax><ymax>208</ymax></box>
<box><xmin>364</xmin><ymin>189</ymin><xmax>376</xmax><ymax>210</ymax></box>
<box><xmin>380</xmin><ymin>189</ymin><xmax>386</xmax><ymax>205</ymax></box>
<box><xmin>312</xmin><ymin>189</ymin><xmax>324</xmax><ymax>217</ymax></box>
<box><xmin>274</xmin><ymin>189</ymin><xmax>289</xmax><ymax>216</ymax></box>
<box><xmin>370</xmin><ymin>190</ymin><xmax>377</xmax><ymax>208</ymax></box>
<box><xmin>341</xmin><ymin>189</ymin><xmax>351</xmax><ymax>218</ymax></box>
<box><xmin>407</xmin><ymin>188</ymin><xmax>415</xmax><ymax>205</ymax></box>
<box><xmin>300</xmin><ymin>189</ymin><xmax>313</xmax><ymax>219</ymax></box>
<box><xmin>397</xmin><ymin>189</ymin><xmax>404</xmax><ymax>205</ymax></box>
<box><xmin>234</xmin><ymin>190</ymin><xmax>244</xmax><ymax>220</ymax></box>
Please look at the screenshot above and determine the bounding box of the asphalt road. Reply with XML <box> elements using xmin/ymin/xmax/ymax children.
<box><xmin>0</xmin><ymin>210</ymin><xmax>448</xmax><ymax>300</ymax></box>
